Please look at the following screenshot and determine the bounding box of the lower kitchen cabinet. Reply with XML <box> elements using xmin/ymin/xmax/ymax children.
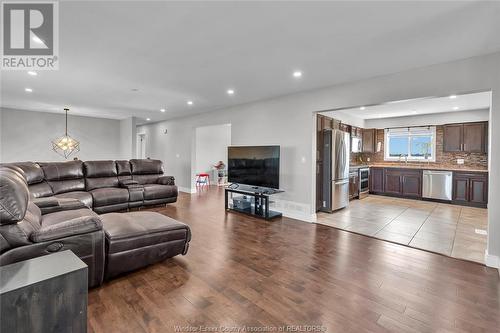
<box><xmin>402</xmin><ymin>172</ymin><xmax>422</xmax><ymax>197</ymax></box>
<box><xmin>370</xmin><ymin>167</ymin><xmax>384</xmax><ymax>193</ymax></box>
<box><xmin>452</xmin><ymin>172</ymin><xmax>488</xmax><ymax>207</ymax></box>
<box><xmin>371</xmin><ymin>167</ymin><xmax>422</xmax><ymax>199</ymax></box>
<box><xmin>384</xmin><ymin>170</ymin><xmax>402</xmax><ymax>195</ymax></box>
<box><xmin>368</xmin><ymin>167</ymin><xmax>487</xmax><ymax>207</ymax></box>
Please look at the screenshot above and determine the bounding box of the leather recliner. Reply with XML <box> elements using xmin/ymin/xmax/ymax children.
<box><xmin>0</xmin><ymin>167</ymin><xmax>105</xmax><ymax>287</ymax></box>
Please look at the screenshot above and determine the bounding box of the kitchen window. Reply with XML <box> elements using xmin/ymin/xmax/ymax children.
<box><xmin>384</xmin><ymin>126</ymin><xmax>436</xmax><ymax>162</ymax></box>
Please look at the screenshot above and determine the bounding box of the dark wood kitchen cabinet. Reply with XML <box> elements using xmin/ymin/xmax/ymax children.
<box><xmin>463</xmin><ymin>122</ymin><xmax>487</xmax><ymax>152</ymax></box>
<box><xmin>452</xmin><ymin>171</ymin><xmax>488</xmax><ymax>207</ymax></box>
<box><xmin>443</xmin><ymin>124</ymin><xmax>463</xmax><ymax>152</ymax></box>
<box><xmin>388</xmin><ymin>169</ymin><xmax>422</xmax><ymax>198</ymax></box>
<box><xmin>371</xmin><ymin>168</ymin><xmax>422</xmax><ymax>198</ymax></box>
<box><xmin>401</xmin><ymin>171</ymin><xmax>422</xmax><ymax>197</ymax></box>
<box><xmin>443</xmin><ymin>122</ymin><xmax>487</xmax><ymax>153</ymax></box>
<box><xmin>384</xmin><ymin>169</ymin><xmax>402</xmax><ymax>195</ymax></box>
<box><xmin>362</xmin><ymin>128</ymin><xmax>376</xmax><ymax>153</ymax></box>
<box><xmin>370</xmin><ymin>167</ymin><xmax>384</xmax><ymax>193</ymax></box>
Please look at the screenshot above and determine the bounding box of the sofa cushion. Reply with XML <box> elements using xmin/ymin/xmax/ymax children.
<box><xmin>41</xmin><ymin>208</ymin><xmax>99</xmax><ymax>228</ymax></box>
<box><xmin>32</xmin><ymin>215</ymin><xmax>102</xmax><ymax>242</ymax></box>
<box><xmin>0</xmin><ymin>168</ymin><xmax>29</xmax><ymax>224</ymax></box>
<box><xmin>39</xmin><ymin>161</ymin><xmax>85</xmax><ymax>194</ymax></box>
<box><xmin>130</xmin><ymin>159</ymin><xmax>163</xmax><ymax>175</ymax></box>
<box><xmin>40</xmin><ymin>161</ymin><xmax>84</xmax><ymax>181</ymax></box>
<box><xmin>83</xmin><ymin>160</ymin><xmax>117</xmax><ymax>178</ymax></box>
<box><xmin>3</xmin><ymin>162</ymin><xmax>44</xmax><ymax>184</ymax></box>
<box><xmin>28</xmin><ymin>181</ymin><xmax>53</xmax><ymax>198</ymax></box>
<box><xmin>132</xmin><ymin>174</ymin><xmax>159</xmax><ymax>185</ymax></box>
<box><xmin>54</xmin><ymin>191</ymin><xmax>93</xmax><ymax>208</ymax></box>
<box><xmin>115</xmin><ymin>160</ymin><xmax>132</xmax><ymax>176</ymax></box>
<box><xmin>142</xmin><ymin>184</ymin><xmax>177</xmax><ymax>200</ymax></box>
<box><xmin>100</xmin><ymin>212</ymin><xmax>190</xmax><ymax>254</ymax></box>
<box><xmin>85</xmin><ymin>177</ymin><xmax>119</xmax><ymax>191</ymax></box>
<box><xmin>48</xmin><ymin>179</ymin><xmax>86</xmax><ymax>194</ymax></box>
<box><xmin>90</xmin><ymin>188</ymin><xmax>129</xmax><ymax>207</ymax></box>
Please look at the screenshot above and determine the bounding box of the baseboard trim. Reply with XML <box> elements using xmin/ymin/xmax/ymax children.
<box><xmin>485</xmin><ymin>251</ymin><xmax>500</xmax><ymax>273</ymax></box>
<box><xmin>179</xmin><ymin>187</ymin><xmax>197</xmax><ymax>194</ymax></box>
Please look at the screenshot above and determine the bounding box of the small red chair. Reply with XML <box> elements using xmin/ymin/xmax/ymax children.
<box><xmin>196</xmin><ymin>173</ymin><xmax>210</xmax><ymax>186</ymax></box>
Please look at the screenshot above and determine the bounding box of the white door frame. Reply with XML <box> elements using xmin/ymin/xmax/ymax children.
<box><xmin>136</xmin><ymin>133</ymin><xmax>146</xmax><ymax>159</ymax></box>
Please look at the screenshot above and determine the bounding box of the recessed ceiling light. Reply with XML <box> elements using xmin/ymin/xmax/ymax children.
<box><xmin>293</xmin><ymin>71</ymin><xmax>302</xmax><ymax>78</ymax></box>
<box><xmin>187</xmin><ymin>101</ymin><xmax>193</xmax><ymax>105</ymax></box>
<box><xmin>28</xmin><ymin>71</ymin><xmax>37</xmax><ymax>76</ymax></box>
<box><xmin>449</xmin><ymin>95</ymin><xmax>457</xmax><ymax>99</ymax></box>
<box><xmin>25</xmin><ymin>88</ymin><xmax>33</xmax><ymax>92</ymax></box>
<box><xmin>360</xmin><ymin>106</ymin><xmax>366</xmax><ymax>110</ymax></box>
<box><xmin>146</xmin><ymin>118</ymin><xmax>151</xmax><ymax>121</ymax></box>
<box><xmin>412</xmin><ymin>110</ymin><xmax>418</xmax><ymax>114</ymax></box>
<box><xmin>453</xmin><ymin>106</ymin><xmax>459</xmax><ymax>110</ymax></box>
<box><xmin>32</xmin><ymin>36</ymin><xmax>44</xmax><ymax>44</ymax></box>
<box><xmin>160</xmin><ymin>108</ymin><xmax>166</xmax><ymax>112</ymax></box>
<box><xmin>227</xmin><ymin>89</ymin><xmax>235</xmax><ymax>95</ymax></box>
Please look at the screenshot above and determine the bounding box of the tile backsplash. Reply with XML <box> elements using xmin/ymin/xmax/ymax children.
<box><xmin>351</xmin><ymin>126</ymin><xmax>488</xmax><ymax>170</ymax></box>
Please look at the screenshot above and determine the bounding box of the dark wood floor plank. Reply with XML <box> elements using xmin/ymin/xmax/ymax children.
<box><xmin>88</xmin><ymin>187</ymin><xmax>500</xmax><ymax>333</ymax></box>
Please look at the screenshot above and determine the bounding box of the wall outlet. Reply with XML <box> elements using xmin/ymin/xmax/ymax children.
<box><xmin>367</xmin><ymin>157</ymin><xmax>371</xmax><ymax>162</ymax></box>
<box><xmin>457</xmin><ymin>158</ymin><xmax>465</xmax><ymax>165</ymax></box>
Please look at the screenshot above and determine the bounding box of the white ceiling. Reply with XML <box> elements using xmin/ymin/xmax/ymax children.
<box><xmin>2</xmin><ymin>1</ymin><xmax>500</xmax><ymax>124</ymax></box>
<box><xmin>329</xmin><ymin>91</ymin><xmax>491</xmax><ymax>120</ymax></box>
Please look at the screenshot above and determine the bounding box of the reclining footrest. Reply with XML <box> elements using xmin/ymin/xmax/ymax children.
<box><xmin>100</xmin><ymin>211</ymin><xmax>191</xmax><ymax>280</ymax></box>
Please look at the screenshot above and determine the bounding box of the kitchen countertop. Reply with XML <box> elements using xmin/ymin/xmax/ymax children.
<box><xmin>349</xmin><ymin>165</ymin><xmax>369</xmax><ymax>171</ymax></box>
<box><xmin>366</xmin><ymin>164</ymin><xmax>488</xmax><ymax>173</ymax></box>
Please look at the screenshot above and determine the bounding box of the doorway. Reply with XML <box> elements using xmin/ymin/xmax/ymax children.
<box><xmin>314</xmin><ymin>91</ymin><xmax>491</xmax><ymax>264</ymax></box>
<box><xmin>192</xmin><ymin>124</ymin><xmax>231</xmax><ymax>190</ymax></box>
<box><xmin>136</xmin><ymin>133</ymin><xmax>146</xmax><ymax>159</ymax></box>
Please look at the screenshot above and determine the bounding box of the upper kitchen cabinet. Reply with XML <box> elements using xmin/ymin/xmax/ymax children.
<box><xmin>362</xmin><ymin>128</ymin><xmax>376</xmax><ymax>153</ymax></box>
<box><xmin>443</xmin><ymin>124</ymin><xmax>462</xmax><ymax>152</ymax></box>
<box><xmin>443</xmin><ymin>121</ymin><xmax>487</xmax><ymax>153</ymax></box>
<box><xmin>463</xmin><ymin>122</ymin><xmax>487</xmax><ymax>152</ymax></box>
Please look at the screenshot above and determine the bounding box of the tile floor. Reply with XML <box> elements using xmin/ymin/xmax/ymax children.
<box><xmin>317</xmin><ymin>195</ymin><xmax>488</xmax><ymax>264</ymax></box>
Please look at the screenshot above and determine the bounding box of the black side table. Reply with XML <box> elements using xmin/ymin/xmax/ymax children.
<box><xmin>0</xmin><ymin>251</ymin><xmax>88</xmax><ymax>333</ymax></box>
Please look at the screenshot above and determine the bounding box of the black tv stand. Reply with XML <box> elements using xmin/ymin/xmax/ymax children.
<box><xmin>224</xmin><ymin>185</ymin><xmax>284</xmax><ymax>220</ymax></box>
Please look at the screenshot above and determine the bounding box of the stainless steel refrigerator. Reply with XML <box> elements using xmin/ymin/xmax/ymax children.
<box><xmin>321</xmin><ymin>129</ymin><xmax>350</xmax><ymax>212</ymax></box>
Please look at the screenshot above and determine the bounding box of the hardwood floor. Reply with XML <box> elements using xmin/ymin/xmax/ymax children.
<box><xmin>88</xmin><ymin>186</ymin><xmax>500</xmax><ymax>333</ymax></box>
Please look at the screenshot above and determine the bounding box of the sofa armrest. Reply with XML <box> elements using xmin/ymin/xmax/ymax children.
<box><xmin>157</xmin><ymin>176</ymin><xmax>175</xmax><ymax>185</ymax></box>
<box><xmin>32</xmin><ymin>197</ymin><xmax>60</xmax><ymax>209</ymax></box>
<box><xmin>30</xmin><ymin>216</ymin><xmax>103</xmax><ymax>243</ymax></box>
<box><xmin>33</xmin><ymin>197</ymin><xmax>87</xmax><ymax>215</ymax></box>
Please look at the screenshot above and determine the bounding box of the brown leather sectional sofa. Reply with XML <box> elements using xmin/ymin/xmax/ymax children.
<box><xmin>0</xmin><ymin>160</ymin><xmax>190</xmax><ymax>288</ymax></box>
<box><xmin>6</xmin><ymin>159</ymin><xmax>178</xmax><ymax>213</ymax></box>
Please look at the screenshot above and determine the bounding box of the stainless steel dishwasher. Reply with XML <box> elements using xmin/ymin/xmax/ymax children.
<box><xmin>422</xmin><ymin>170</ymin><xmax>453</xmax><ymax>201</ymax></box>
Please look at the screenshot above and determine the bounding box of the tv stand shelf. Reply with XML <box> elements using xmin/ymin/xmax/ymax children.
<box><xmin>224</xmin><ymin>186</ymin><xmax>283</xmax><ymax>220</ymax></box>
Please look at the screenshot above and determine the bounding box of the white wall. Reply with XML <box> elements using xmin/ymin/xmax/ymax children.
<box><xmin>138</xmin><ymin>52</ymin><xmax>500</xmax><ymax>267</ymax></box>
<box><xmin>364</xmin><ymin>108</ymin><xmax>490</xmax><ymax>128</ymax></box>
<box><xmin>119</xmin><ymin>117</ymin><xmax>138</xmax><ymax>159</ymax></box>
<box><xmin>0</xmin><ymin>108</ymin><xmax>124</xmax><ymax>162</ymax></box>
<box><xmin>195</xmin><ymin>123</ymin><xmax>231</xmax><ymax>175</ymax></box>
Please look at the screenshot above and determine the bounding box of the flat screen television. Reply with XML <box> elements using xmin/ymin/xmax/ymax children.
<box><xmin>227</xmin><ymin>145</ymin><xmax>280</xmax><ymax>189</ymax></box>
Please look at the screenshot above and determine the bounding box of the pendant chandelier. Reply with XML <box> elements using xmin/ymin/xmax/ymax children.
<box><xmin>52</xmin><ymin>108</ymin><xmax>80</xmax><ymax>159</ymax></box>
